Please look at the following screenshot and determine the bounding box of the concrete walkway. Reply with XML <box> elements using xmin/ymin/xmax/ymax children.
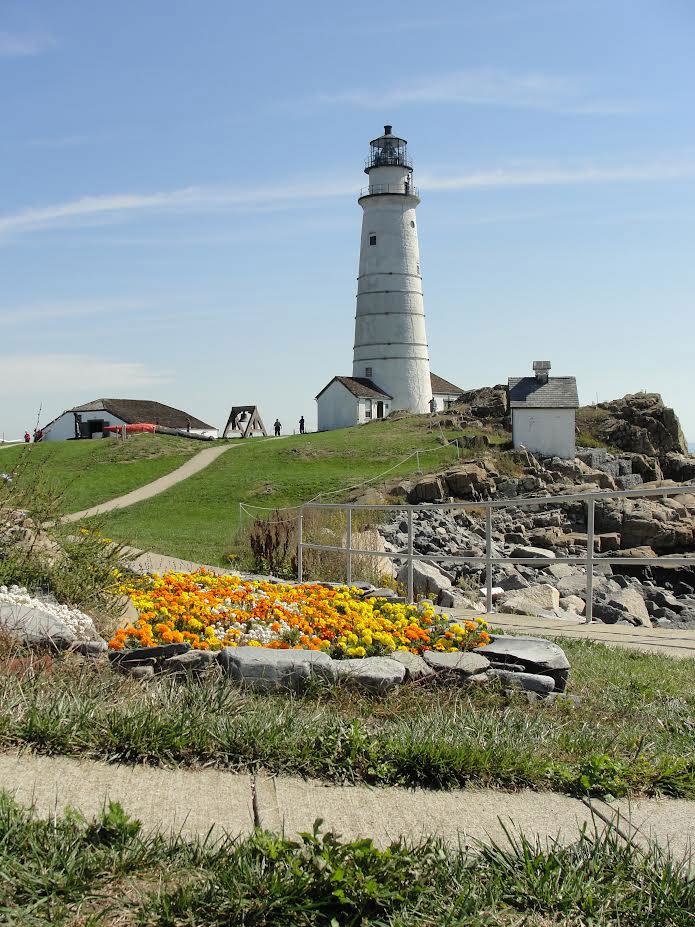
<box><xmin>452</xmin><ymin>609</ymin><xmax>695</xmax><ymax>661</ymax></box>
<box><xmin>0</xmin><ymin>752</ymin><xmax>692</xmax><ymax>859</ymax></box>
<box><xmin>62</xmin><ymin>443</ymin><xmax>232</xmax><ymax>523</ymax></box>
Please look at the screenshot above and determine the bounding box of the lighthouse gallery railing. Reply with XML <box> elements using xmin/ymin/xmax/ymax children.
<box><xmin>296</xmin><ymin>483</ymin><xmax>695</xmax><ymax>623</ymax></box>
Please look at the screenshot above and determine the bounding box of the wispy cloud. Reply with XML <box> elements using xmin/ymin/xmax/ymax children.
<box><xmin>0</xmin><ymin>298</ymin><xmax>153</xmax><ymax>325</ymax></box>
<box><xmin>0</xmin><ymin>31</ymin><xmax>55</xmax><ymax>57</ymax></box>
<box><xmin>0</xmin><ymin>179</ymin><xmax>354</xmax><ymax>238</ymax></box>
<box><xmin>419</xmin><ymin>157</ymin><xmax>695</xmax><ymax>191</ymax></box>
<box><xmin>1</xmin><ymin>154</ymin><xmax>693</xmax><ymax>241</ymax></box>
<box><xmin>314</xmin><ymin>68</ymin><xmax>639</xmax><ymax>115</ymax></box>
<box><xmin>0</xmin><ymin>354</ymin><xmax>171</xmax><ymax>397</ymax></box>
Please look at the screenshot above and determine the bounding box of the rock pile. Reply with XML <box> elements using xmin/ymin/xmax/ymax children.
<box><xmin>105</xmin><ymin>634</ymin><xmax>571</xmax><ymax>696</ymax></box>
<box><xmin>378</xmin><ymin>434</ymin><xmax>695</xmax><ymax>627</ymax></box>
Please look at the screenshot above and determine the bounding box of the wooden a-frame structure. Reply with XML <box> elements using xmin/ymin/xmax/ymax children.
<box><xmin>222</xmin><ymin>405</ymin><xmax>268</xmax><ymax>439</ymax></box>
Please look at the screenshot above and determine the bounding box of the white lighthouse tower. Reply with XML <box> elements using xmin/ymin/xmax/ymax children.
<box><xmin>316</xmin><ymin>126</ymin><xmax>463</xmax><ymax>431</ymax></box>
<box><xmin>352</xmin><ymin>126</ymin><xmax>431</xmax><ymax>412</ymax></box>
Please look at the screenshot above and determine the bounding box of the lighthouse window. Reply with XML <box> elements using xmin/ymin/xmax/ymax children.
<box><xmin>417</xmin><ymin>263</ymin><xmax>420</xmax><ymax>274</ymax></box>
<box><xmin>365</xmin><ymin>367</ymin><xmax>372</xmax><ymax>378</ymax></box>
<box><xmin>410</xmin><ymin>220</ymin><xmax>415</xmax><ymax>228</ymax></box>
<box><xmin>369</xmin><ymin>235</ymin><xmax>376</xmax><ymax>246</ymax></box>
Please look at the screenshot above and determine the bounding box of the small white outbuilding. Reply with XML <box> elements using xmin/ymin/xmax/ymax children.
<box><xmin>508</xmin><ymin>361</ymin><xmax>579</xmax><ymax>459</ymax></box>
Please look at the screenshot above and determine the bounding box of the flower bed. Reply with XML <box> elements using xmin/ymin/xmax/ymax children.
<box><xmin>109</xmin><ymin>570</ymin><xmax>490</xmax><ymax>657</ymax></box>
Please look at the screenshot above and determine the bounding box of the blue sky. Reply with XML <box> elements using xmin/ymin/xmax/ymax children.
<box><xmin>1</xmin><ymin>0</ymin><xmax>694</xmax><ymax>440</ymax></box>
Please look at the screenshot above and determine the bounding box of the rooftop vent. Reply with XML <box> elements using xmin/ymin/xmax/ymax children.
<box><xmin>384</xmin><ymin>124</ymin><xmax>392</xmax><ymax>135</ymax></box>
<box><xmin>533</xmin><ymin>360</ymin><xmax>551</xmax><ymax>384</ymax></box>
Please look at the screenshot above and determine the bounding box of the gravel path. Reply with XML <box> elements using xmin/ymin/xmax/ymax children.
<box><xmin>0</xmin><ymin>752</ymin><xmax>692</xmax><ymax>859</ymax></box>
<box><xmin>62</xmin><ymin>443</ymin><xmax>233</xmax><ymax>523</ymax></box>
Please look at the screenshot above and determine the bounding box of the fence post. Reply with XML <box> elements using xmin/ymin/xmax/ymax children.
<box><xmin>297</xmin><ymin>507</ymin><xmax>304</xmax><ymax>583</ymax></box>
<box><xmin>485</xmin><ymin>506</ymin><xmax>493</xmax><ymax>614</ymax></box>
<box><xmin>416</xmin><ymin>450</ymin><xmax>421</xmax><ymax>474</ymax></box>
<box><xmin>455</xmin><ymin>439</ymin><xmax>460</xmax><ymax>459</ymax></box>
<box><xmin>585</xmin><ymin>498</ymin><xmax>595</xmax><ymax>623</ymax></box>
<box><xmin>407</xmin><ymin>507</ymin><xmax>414</xmax><ymax>604</ymax></box>
<box><xmin>346</xmin><ymin>507</ymin><xmax>352</xmax><ymax>586</ymax></box>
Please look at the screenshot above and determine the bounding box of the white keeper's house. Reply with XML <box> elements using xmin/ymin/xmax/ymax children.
<box><xmin>41</xmin><ymin>399</ymin><xmax>218</xmax><ymax>441</ymax></box>
<box><xmin>316</xmin><ymin>125</ymin><xmax>463</xmax><ymax>432</ymax></box>
<box><xmin>508</xmin><ymin>362</ymin><xmax>579</xmax><ymax>459</ymax></box>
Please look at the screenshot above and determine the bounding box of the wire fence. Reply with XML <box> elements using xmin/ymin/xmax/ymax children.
<box><xmin>296</xmin><ymin>484</ymin><xmax>695</xmax><ymax>622</ymax></box>
<box><xmin>237</xmin><ymin>437</ymin><xmax>464</xmax><ymax>528</ymax></box>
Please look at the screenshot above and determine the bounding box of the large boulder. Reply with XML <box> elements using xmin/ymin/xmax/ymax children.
<box><xmin>444</xmin><ymin>463</ymin><xmax>496</xmax><ymax>500</ymax></box>
<box><xmin>593</xmin><ymin>588</ymin><xmax>650</xmax><ymax>627</ymax></box>
<box><xmin>453</xmin><ymin>385</ymin><xmax>508</xmax><ymax>420</ymax></box>
<box><xmin>661</xmin><ymin>452</ymin><xmax>695</xmax><ymax>483</ymax></box>
<box><xmin>474</xmin><ymin>635</ymin><xmax>570</xmax><ymax>691</ymax></box>
<box><xmin>595</xmin><ymin>393</ymin><xmax>688</xmax><ymax>457</ymax></box>
<box><xmin>407</xmin><ymin>475</ymin><xmax>445</xmax><ymax>504</ymax></box>
<box><xmin>497</xmin><ymin>583</ymin><xmax>560</xmax><ymax>614</ymax></box>
<box><xmin>594</xmin><ymin>496</ymin><xmax>695</xmax><ymax>553</ymax></box>
<box><xmin>334</xmin><ymin>657</ymin><xmax>405</xmax><ymax>693</ymax></box>
<box><xmin>218</xmin><ymin>646</ymin><xmax>336</xmax><ymax>692</ymax></box>
<box><xmin>0</xmin><ymin>585</ymin><xmax>100</xmax><ymax>648</ymax></box>
<box><xmin>422</xmin><ymin>651</ymin><xmax>490</xmax><ymax>678</ymax></box>
<box><xmin>396</xmin><ymin>560</ymin><xmax>453</xmax><ymax>602</ymax></box>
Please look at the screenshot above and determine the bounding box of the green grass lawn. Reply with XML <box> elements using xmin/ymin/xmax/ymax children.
<box><xmin>0</xmin><ymin>435</ymin><xmax>200</xmax><ymax>514</ymax></box>
<box><xmin>1</xmin><ymin>794</ymin><xmax>691</xmax><ymax>926</ymax></box>
<box><xmin>97</xmin><ymin>417</ymin><xmax>510</xmax><ymax>564</ymax></box>
<box><xmin>2</xmin><ymin>638</ymin><xmax>692</xmax><ymax>800</ymax></box>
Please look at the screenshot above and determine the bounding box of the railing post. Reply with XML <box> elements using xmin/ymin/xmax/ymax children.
<box><xmin>407</xmin><ymin>507</ymin><xmax>414</xmax><ymax>604</ymax></box>
<box><xmin>485</xmin><ymin>506</ymin><xmax>493</xmax><ymax>613</ymax></box>
<box><xmin>297</xmin><ymin>507</ymin><xmax>304</xmax><ymax>583</ymax></box>
<box><xmin>585</xmin><ymin>498</ymin><xmax>595</xmax><ymax>623</ymax></box>
<box><xmin>346</xmin><ymin>507</ymin><xmax>352</xmax><ymax>586</ymax></box>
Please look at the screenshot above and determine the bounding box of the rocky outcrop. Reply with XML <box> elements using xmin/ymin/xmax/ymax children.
<box><xmin>452</xmin><ymin>385</ymin><xmax>508</xmax><ymax>421</ymax></box>
<box><xmin>595</xmin><ymin>393</ymin><xmax>688</xmax><ymax>457</ymax></box>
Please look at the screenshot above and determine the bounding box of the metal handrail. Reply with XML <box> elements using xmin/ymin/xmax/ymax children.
<box><xmin>296</xmin><ymin>484</ymin><xmax>695</xmax><ymax>623</ymax></box>
<box><xmin>359</xmin><ymin>183</ymin><xmax>420</xmax><ymax>198</ymax></box>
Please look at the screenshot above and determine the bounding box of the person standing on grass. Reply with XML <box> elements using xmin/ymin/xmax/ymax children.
<box><xmin>274</xmin><ymin>419</ymin><xmax>281</xmax><ymax>437</ymax></box>
<box><xmin>299</xmin><ymin>416</ymin><xmax>305</xmax><ymax>435</ymax></box>
<box><xmin>24</xmin><ymin>431</ymin><xmax>30</xmax><ymax>443</ymax></box>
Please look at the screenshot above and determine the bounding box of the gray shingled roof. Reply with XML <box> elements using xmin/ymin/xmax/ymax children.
<box><xmin>430</xmin><ymin>372</ymin><xmax>463</xmax><ymax>395</ymax></box>
<box><xmin>508</xmin><ymin>377</ymin><xmax>578</xmax><ymax>409</ymax></box>
<box><xmin>69</xmin><ymin>399</ymin><xmax>214</xmax><ymax>429</ymax></box>
<box><xmin>315</xmin><ymin>377</ymin><xmax>393</xmax><ymax>401</ymax></box>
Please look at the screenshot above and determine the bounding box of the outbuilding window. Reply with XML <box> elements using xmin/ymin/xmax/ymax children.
<box><xmin>369</xmin><ymin>235</ymin><xmax>376</xmax><ymax>246</ymax></box>
<box><xmin>364</xmin><ymin>400</ymin><xmax>372</xmax><ymax>419</ymax></box>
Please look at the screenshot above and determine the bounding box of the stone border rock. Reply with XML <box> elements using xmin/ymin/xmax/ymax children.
<box><xmin>102</xmin><ymin>635</ymin><xmax>570</xmax><ymax>697</ymax></box>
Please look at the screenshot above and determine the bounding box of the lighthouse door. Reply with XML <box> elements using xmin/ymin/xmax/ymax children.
<box><xmin>376</xmin><ymin>401</ymin><xmax>384</xmax><ymax>419</ymax></box>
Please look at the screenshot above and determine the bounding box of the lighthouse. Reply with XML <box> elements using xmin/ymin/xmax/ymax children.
<box><xmin>316</xmin><ymin>125</ymin><xmax>463</xmax><ymax>431</ymax></box>
<box><xmin>352</xmin><ymin>125</ymin><xmax>431</xmax><ymax>413</ymax></box>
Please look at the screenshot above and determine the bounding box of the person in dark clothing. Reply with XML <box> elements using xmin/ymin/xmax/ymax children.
<box><xmin>273</xmin><ymin>419</ymin><xmax>281</xmax><ymax>437</ymax></box>
<box><xmin>299</xmin><ymin>416</ymin><xmax>305</xmax><ymax>435</ymax></box>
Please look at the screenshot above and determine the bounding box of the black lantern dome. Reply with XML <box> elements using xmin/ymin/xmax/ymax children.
<box><xmin>364</xmin><ymin>125</ymin><xmax>413</xmax><ymax>174</ymax></box>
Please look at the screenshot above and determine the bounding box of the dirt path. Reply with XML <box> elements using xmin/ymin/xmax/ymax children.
<box><xmin>0</xmin><ymin>752</ymin><xmax>692</xmax><ymax>858</ymax></box>
<box><xmin>62</xmin><ymin>443</ymin><xmax>233</xmax><ymax>523</ymax></box>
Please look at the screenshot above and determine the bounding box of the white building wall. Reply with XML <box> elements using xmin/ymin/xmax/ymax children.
<box><xmin>512</xmin><ymin>408</ymin><xmax>576</xmax><ymax>459</ymax></box>
<box><xmin>352</xmin><ymin>163</ymin><xmax>431</xmax><ymax>414</ymax></box>
<box><xmin>432</xmin><ymin>392</ymin><xmax>461</xmax><ymax>412</ymax></box>
<box><xmin>42</xmin><ymin>410</ymin><xmax>125</xmax><ymax>441</ymax></box>
<box><xmin>317</xmin><ymin>383</ymin><xmax>360</xmax><ymax>432</ymax></box>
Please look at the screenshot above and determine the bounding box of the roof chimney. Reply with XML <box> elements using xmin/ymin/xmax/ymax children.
<box><xmin>533</xmin><ymin>360</ymin><xmax>551</xmax><ymax>384</ymax></box>
<box><xmin>384</xmin><ymin>124</ymin><xmax>392</xmax><ymax>135</ymax></box>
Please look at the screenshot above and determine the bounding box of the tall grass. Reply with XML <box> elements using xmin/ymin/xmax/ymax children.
<box><xmin>0</xmin><ymin>793</ymin><xmax>692</xmax><ymax>925</ymax></box>
<box><xmin>1</xmin><ymin>639</ymin><xmax>693</xmax><ymax>798</ymax></box>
